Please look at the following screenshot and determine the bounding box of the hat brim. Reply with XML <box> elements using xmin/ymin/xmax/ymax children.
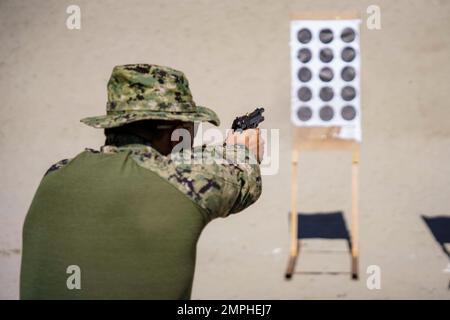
<box><xmin>80</xmin><ymin>106</ymin><xmax>220</xmax><ymax>128</ymax></box>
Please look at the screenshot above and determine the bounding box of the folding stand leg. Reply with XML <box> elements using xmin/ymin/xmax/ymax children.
<box><xmin>350</xmin><ymin>147</ymin><xmax>359</xmax><ymax>279</ymax></box>
<box><xmin>285</xmin><ymin>150</ymin><xmax>300</xmax><ymax>279</ymax></box>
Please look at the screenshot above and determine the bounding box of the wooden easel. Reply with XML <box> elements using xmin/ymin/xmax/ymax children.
<box><xmin>285</xmin><ymin>11</ymin><xmax>361</xmax><ymax>280</ymax></box>
<box><xmin>285</xmin><ymin>127</ymin><xmax>360</xmax><ymax>279</ymax></box>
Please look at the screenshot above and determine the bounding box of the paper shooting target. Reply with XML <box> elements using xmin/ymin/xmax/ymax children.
<box><xmin>290</xmin><ymin>19</ymin><xmax>362</xmax><ymax>141</ymax></box>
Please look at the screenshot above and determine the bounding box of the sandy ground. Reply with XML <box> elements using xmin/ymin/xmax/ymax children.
<box><xmin>1</xmin><ymin>0</ymin><xmax>449</xmax><ymax>299</ymax></box>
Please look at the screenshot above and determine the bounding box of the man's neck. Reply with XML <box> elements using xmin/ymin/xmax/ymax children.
<box><xmin>104</xmin><ymin>132</ymin><xmax>151</xmax><ymax>148</ymax></box>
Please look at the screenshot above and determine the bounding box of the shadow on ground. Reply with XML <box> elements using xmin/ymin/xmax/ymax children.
<box><xmin>293</xmin><ymin>211</ymin><xmax>352</xmax><ymax>276</ymax></box>
<box><xmin>421</xmin><ymin>215</ymin><xmax>450</xmax><ymax>289</ymax></box>
<box><xmin>422</xmin><ymin>215</ymin><xmax>450</xmax><ymax>260</ymax></box>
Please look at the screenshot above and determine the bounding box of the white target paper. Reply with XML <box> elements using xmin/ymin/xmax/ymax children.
<box><xmin>290</xmin><ymin>19</ymin><xmax>362</xmax><ymax>141</ymax></box>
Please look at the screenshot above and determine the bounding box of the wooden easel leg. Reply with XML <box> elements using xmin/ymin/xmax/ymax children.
<box><xmin>350</xmin><ymin>148</ymin><xmax>359</xmax><ymax>280</ymax></box>
<box><xmin>285</xmin><ymin>150</ymin><xmax>300</xmax><ymax>279</ymax></box>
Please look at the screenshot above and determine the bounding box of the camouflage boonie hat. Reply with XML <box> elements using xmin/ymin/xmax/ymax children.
<box><xmin>80</xmin><ymin>64</ymin><xmax>220</xmax><ymax>128</ymax></box>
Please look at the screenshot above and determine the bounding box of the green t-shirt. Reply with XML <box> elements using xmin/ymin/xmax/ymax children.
<box><xmin>20</xmin><ymin>144</ymin><xmax>261</xmax><ymax>299</ymax></box>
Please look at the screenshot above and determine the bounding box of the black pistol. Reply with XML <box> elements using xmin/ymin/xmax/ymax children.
<box><xmin>231</xmin><ymin>107</ymin><xmax>265</xmax><ymax>131</ymax></box>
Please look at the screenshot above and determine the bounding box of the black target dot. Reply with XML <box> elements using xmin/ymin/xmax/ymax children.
<box><xmin>341</xmin><ymin>105</ymin><xmax>356</xmax><ymax>120</ymax></box>
<box><xmin>320</xmin><ymin>48</ymin><xmax>334</xmax><ymax>63</ymax></box>
<box><xmin>297</xmin><ymin>106</ymin><xmax>312</xmax><ymax>121</ymax></box>
<box><xmin>297</xmin><ymin>87</ymin><xmax>312</xmax><ymax>102</ymax></box>
<box><xmin>341</xmin><ymin>86</ymin><xmax>356</xmax><ymax>101</ymax></box>
<box><xmin>319</xmin><ymin>105</ymin><xmax>334</xmax><ymax>121</ymax></box>
<box><xmin>298</xmin><ymin>67</ymin><xmax>312</xmax><ymax>82</ymax></box>
<box><xmin>319</xmin><ymin>87</ymin><xmax>334</xmax><ymax>102</ymax></box>
<box><xmin>341</xmin><ymin>66</ymin><xmax>356</xmax><ymax>81</ymax></box>
<box><xmin>341</xmin><ymin>47</ymin><xmax>356</xmax><ymax>62</ymax></box>
<box><xmin>297</xmin><ymin>28</ymin><xmax>312</xmax><ymax>44</ymax></box>
<box><xmin>341</xmin><ymin>28</ymin><xmax>356</xmax><ymax>43</ymax></box>
<box><xmin>319</xmin><ymin>29</ymin><xmax>333</xmax><ymax>43</ymax></box>
<box><xmin>297</xmin><ymin>48</ymin><xmax>312</xmax><ymax>63</ymax></box>
<box><xmin>319</xmin><ymin>67</ymin><xmax>334</xmax><ymax>82</ymax></box>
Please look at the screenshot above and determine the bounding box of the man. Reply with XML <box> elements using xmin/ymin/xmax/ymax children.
<box><xmin>20</xmin><ymin>64</ymin><xmax>263</xmax><ymax>299</ymax></box>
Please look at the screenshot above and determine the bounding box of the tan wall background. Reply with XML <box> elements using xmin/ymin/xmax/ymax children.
<box><xmin>1</xmin><ymin>0</ymin><xmax>449</xmax><ymax>299</ymax></box>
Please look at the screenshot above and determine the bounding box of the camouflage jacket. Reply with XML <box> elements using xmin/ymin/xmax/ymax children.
<box><xmin>46</xmin><ymin>143</ymin><xmax>262</xmax><ymax>220</ymax></box>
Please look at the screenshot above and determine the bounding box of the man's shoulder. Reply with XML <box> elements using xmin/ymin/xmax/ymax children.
<box><xmin>44</xmin><ymin>148</ymin><xmax>100</xmax><ymax>176</ymax></box>
<box><xmin>44</xmin><ymin>158</ymin><xmax>71</xmax><ymax>176</ymax></box>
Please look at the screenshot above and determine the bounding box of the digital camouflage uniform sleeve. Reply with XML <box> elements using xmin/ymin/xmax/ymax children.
<box><xmin>128</xmin><ymin>144</ymin><xmax>262</xmax><ymax>220</ymax></box>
